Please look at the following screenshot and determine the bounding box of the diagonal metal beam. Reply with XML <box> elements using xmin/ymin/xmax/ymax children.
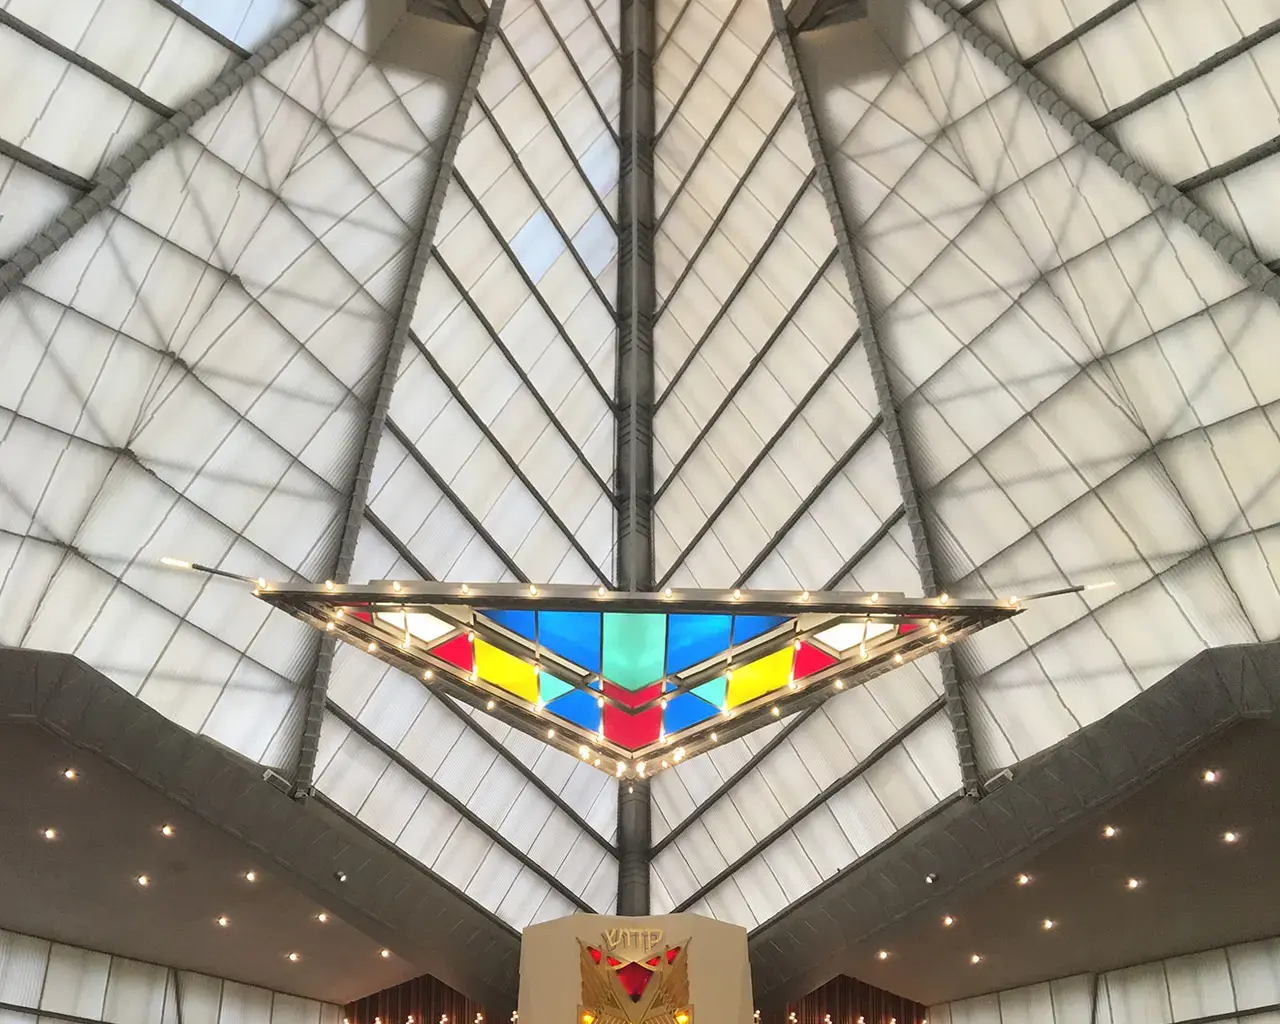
<box><xmin>0</xmin><ymin>0</ymin><xmax>350</xmax><ymax>298</ymax></box>
<box><xmin>1094</xmin><ymin>18</ymin><xmax>1280</xmax><ymax>129</ymax></box>
<box><xmin>653</xmin><ymin>0</ymin><xmax>748</xmax><ymax>141</ymax></box>
<box><xmin>654</xmin><ymin>173</ymin><xmax>822</xmax><ymax>409</ymax></box>
<box><xmin>294</xmin><ymin>3</ymin><xmax>503</xmax><ymax>798</ymax></box>
<box><xmin>147</xmin><ymin>0</ymin><xmax>251</xmax><ymax>57</ymax></box>
<box><xmin>671</xmin><ymin>695</ymin><xmax>946</xmax><ymax>910</ymax></box>
<box><xmin>655</xmin><ymin>97</ymin><xmax>798</xmax><ymax>309</ymax></box>
<box><xmin>494</xmin><ymin>34</ymin><xmax>619</xmax><ymax>230</ymax></box>
<box><xmin>431</xmin><ymin>243</ymin><xmax>616</xmax><ymax>497</ymax></box>
<box><xmin>363</xmin><ymin>508</ymin><xmax>438</xmax><ymax>582</ymax></box>
<box><xmin>446</xmin><ymin>170</ymin><xmax>617</xmax><ymax>408</ymax></box>
<box><xmin>732</xmin><ymin>414</ymin><xmax>885</xmax><ymax>587</ymax></box>
<box><xmin>405</xmin><ymin>327</ymin><xmax>613</xmax><ymax>584</ymax></box>
<box><xmin>1021</xmin><ymin>0</ymin><xmax>1136</xmax><ymax>66</ymax></box>
<box><xmin>823</xmin><ymin>505</ymin><xmax>906</xmax><ymax>591</ymax></box>
<box><xmin>0</xmin><ymin>139</ymin><xmax>94</xmax><ymax>194</ymax></box>
<box><xmin>616</xmin><ymin>0</ymin><xmax>658</xmax><ymax>915</ymax></box>
<box><xmin>1178</xmin><ymin>134</ymin><xmax>1280</xmax><ymax>192</ymax></box>
<box><xmin>915</xmin><ymin>0</ymin><xmax>1280</xmax><ymax>304</ymax></box>
<box><xmin>325</xmin><ymin>700</ymin><xmax>597</xmax><ymax>911</ymax></box>
<box><xmin>518</xmin><ymin>0</ymin><xmax>621</xmax><ymax>143</ymax></box>
<box><xmin>771</xmin><ymin>0</ymin><xmax>983</xmax><ymax>799</ymax></box>
<box><xmin>654</xmin><ymin>242</ymin><xmax>833</xmax><ymax>502</ymax></box>
<box><xmin>468</xmin><ymin>100</ymin><xmax>617</xmax><ymax>312</ymax></box>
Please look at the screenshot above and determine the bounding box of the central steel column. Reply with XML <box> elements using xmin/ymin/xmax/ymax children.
<box><xmin>615</xmin><ymin>0</ymin><xmax>657</xmax><ymax>916</ymax></box>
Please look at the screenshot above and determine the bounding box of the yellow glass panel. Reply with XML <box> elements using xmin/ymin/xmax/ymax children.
<box><xmin>474</xmin><ymin>640</ymin><xmax>538</xmax><ymax>703</ymax></box>
<box><xmin>726</xmin><ymin>647</ymin><xmax>794</xmax><ymax>708</ymax></box>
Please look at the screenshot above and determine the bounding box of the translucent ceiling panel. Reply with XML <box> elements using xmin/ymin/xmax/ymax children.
<box><xmin>0</xmin><ymin>0</ymin><xmax>474</xmax><ymax>771</ymax></box>
<box><xmin>796</xmin><ymin>0</ymin><xmax>1280</xmax><ymax>786</ymax></box>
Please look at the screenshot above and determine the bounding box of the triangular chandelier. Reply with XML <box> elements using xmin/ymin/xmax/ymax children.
<box><xmin>251</xmin><ymin>580</ymin><xmax>1019</xmax><ymax>777</ymax></box>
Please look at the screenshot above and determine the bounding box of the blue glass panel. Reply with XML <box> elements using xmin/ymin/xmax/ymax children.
<box><xmin>732</xmin><ymin>615</ymin><xmax>788</xmax><ymax>644</ymax></box>
<box><xmin>538</xmin><ymin>610</ymin><xmax>602</xmax><ymax>673</ymax></box>
<box><xmin>539</xmin><ymin>672</ymin><xmax>575</xmax><ymax>703</ymax></box>
<box><xmin>663</xmin><ymin>692</ymin><xmax>719</xmax><ymax>733</ymax></box>
<box><xmin>483</xmin><ymin>609</ymin><xmax>536</xmax><ymax>640</ymax></box>
<box><xmin>547</xmin><ymin>688</ymin><xmax>601</xmax><ymax>732</ymax></box>
<box><xmin>691</xmin><ymin>676</ymin><xmax>727</xmax><ymax>708</ymax></box>
<box><xmin>665</xmin><ymin>614</ymin><xmax>732</xmax><ymax>674</ymax></box>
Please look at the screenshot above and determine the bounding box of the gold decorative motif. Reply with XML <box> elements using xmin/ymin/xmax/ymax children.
<box><xmin>579</xmin><ymin>936</ymin><xmax>692</xmax><ymax>1024</ymax></box>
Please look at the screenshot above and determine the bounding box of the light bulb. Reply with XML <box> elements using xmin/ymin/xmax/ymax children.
<box><xmin>597</xmin><ymin>586</ymin><xmax>607</xmax><ymax>596</ymax></box>
<box><xmin>287</xmin><ymin>952</ymin><xmax>300</xmax><ymax>962</ymax></box>
<box><xmin>63</xmin><ymin>769</ymin><xmax>77</xmax><ymax>780</ymax></box>
<box><xmin>461</xmin><ymin>584</ymin><xmax>470</xmax><ymax>595</ymax></box>
<box><xmin>136</xmin><ymin>875</ymin><xmax>150</xmax><ymax>887</ymax></box>
<box><xmin>732</xmin><ymin>589</ymin><xmax>742</xmax><ymax>600</ymax></box>
<box><xmin>664</xmin><ymin>587</ymin><xmax>673</xmax><ymax>597</ymax></box>
<box><xmin>710</xmin><ymin>732</ymin><xmax>718</xmax><ymax>741</ymax></box>
<box><xmin>1016</xmin><ymin>873</ymin><xmax>1031</xmax><ymax>885</ymax></box>
<box><xmin>380</xmin><ymin>949</ymin><xmax>391</xmax><ymax>958</ymax></box>
<box><xmin>870</xmin><ymin>593</ymin><xmax>879</xmax><ymax>603</ymax></box>
<box><xmin>834</xmin><ymin>678</ymin><xmax>844</xmax><ymax>689</ymax></box>
<box><xmin>326</xmin><ymin>621</ymin><xmax>336</xmax><ymax>631</ymax></box>
<box><xmin>771</xmin><ymin>706</ymin><xmax>780</xmax><ymax>717</ymax></box>
<box><xmin>877</xmin><ymin>950</ymin><xmax>888</xmax><ymax>960</ymax></box>
<box><xmin>1223</xmin><ymin>830</ymin><xmax>1239</xmax><ymax>843</ymax></box>
<box><xmin>1042</xmin><ymin>919</ymin><xmax>1055</xmax><ymax>930</ymax></box>
<box><xmin>547</xmin><ymin>728</ymin><xmax>555</xmax><ymax>738</ymax></box>
<box><xmin>942</xmin><ymin>915</ymin><xmax>955</xmax><ymax>927</ymax></box>
<box><xmin>970</xmin><ymin>954</ymin><xmax>982</xmax><ymax>964</ymax></box>
<box><xmin>894</xmin><ymin>653</ymin><xmax>903</xmax><ymax>663</ymax></box>
<box><xmin>245</xmin><ymin>871</ymin><xmax>257</xmax><ymax>882</ymax></box>
<box><xmin>1202</xmin><ymin>769</ymin><xmax>1219</xmax><ymax>783</ymax></box>
<box><xmin>529</xmin><ymin>584</ymin><xmax>538</xmax><ymax>596</ymax></box>
<box><xmin>324</xmin><ymin>580</ymin><xmax>335</xmax><ymax>591</ymax></box>
<box><xmin>42</xmin><ymin>828</ymin><xmax>57</xmax><ymax>840</ymax></box>
<box><xmin>1103</xmin><ymin>825</ymin><xmax>1117</xmax><ymax>837</ymax></box>
<box><xmin>367</xmin><ymin>641</ymin><xmax>378</xmax><ymax>653</ymax></box>
<box><xmin>424</xmin><ymin>669</ymin><xmax>434</xmax><ymax>681</ymax></box>
<box><xmin>217</xmin><ymin>915</ymin><xmax>229</xmax><ymax>927</ymax></box>
<box><xmin>161</xmin><ymin>824</ymin><xmax>174</xmax><ymax>837</ymax></box>
<box><xmin>1126</xmin><ymin>877</ymin><xmax>1141</xmax><ymax>889</ymax></box>
<box><xmin>939</xmin><ymin>593</ymin><xmax>949</xmax><ymax>603</ymax></box>
<box><xmin>317</xmin><ymin>912</ymin><xmax>329</xmax><ymax>923</ymax></box>
<box><xmin>486</xmin><ymin>700</ymin><xmax>496</xmax><ymax>710</ymax></box>
<box><xmin>801</xmin><ymin>591</ymin><xmax>810</xmax><ymax>601</ymax></box>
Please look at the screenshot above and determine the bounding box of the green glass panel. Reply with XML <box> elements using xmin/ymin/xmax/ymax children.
<box><xmin>538</xmin><ymin>672</ymin><xmax>575</xmax><ymax>703</ymax></box>
<box><xmin>692</xmin><ymin>676</ymin><xmax>728</xmax><ymax>708</ymax></box>
<box><xmin>602</xmin><ymin>613</ymin><xmax>668</xmax><ymax>691</ymax></box>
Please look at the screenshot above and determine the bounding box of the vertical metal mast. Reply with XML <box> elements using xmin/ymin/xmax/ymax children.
<box><xmin>615</xmin><ymin>0</ymin><xmax>657</xmax><ymax>917</ymax></box>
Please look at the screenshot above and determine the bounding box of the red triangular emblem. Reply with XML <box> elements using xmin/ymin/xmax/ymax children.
<box><xmin>794</xmin><ymin>641</ymin><xmax>837</xmax><ymax>678</ymax></box>
<box><xmin>430</xmin><ymin>634</ymin><xmax>474</xmax><ymax>672</ymax></box>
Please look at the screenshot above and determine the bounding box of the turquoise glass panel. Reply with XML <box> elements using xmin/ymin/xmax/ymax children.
<box><xmin>538</xmin><ymin>610</ymin><xmax>602</xmax><ymax>673</ymax></box>
<box><xmin>691</xmin><ymin>676</ymin><xmax>728</xmax><ymax>708</ymax></box>
<box><xmin>602</xmin><ymin>613</ymin><xmax>667</xmax><ymax>691</ymax></box>
<box><xmin>538</xmin><ymin>672</ymin><xmax>575</xmax><ymax>703</ymax></box>
<box><xmin>665</xmin><ymin>614</ymin><xmax>732</xmax><ymax>674</ymax></box>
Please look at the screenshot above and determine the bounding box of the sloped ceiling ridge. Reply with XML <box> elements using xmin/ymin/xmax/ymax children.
<box><xmin>794</xmin><ymin>0</ymin><xmax>1280</xmax><ymax>785</ymax></box>
<box><xmin>748</xmin><ymin>640</ymin><xmax>1280</xmax><ymax>1007</ymax></box>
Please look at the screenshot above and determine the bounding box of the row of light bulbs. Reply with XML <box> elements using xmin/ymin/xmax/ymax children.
<box><xmin>784</xmin><ymin>1014</ymin><xmax>922</xmax><ymax>1024</ymax></box>
<box><xmin>346</xmin><ymin>1015</ymin><xmax>483</xmax><ymax>1024</ymax></box>
<box><xmin>325</xmin><ymin>580</ymin><xmax>945</xmax><ymax>607</ymax></box>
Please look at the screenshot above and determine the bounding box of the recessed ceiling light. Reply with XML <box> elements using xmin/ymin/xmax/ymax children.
<box><xmin>876</xmin><ymin>950</ymin><xmax>889</xmax><ymax>960</ymax></box>
<box><xmin>136</xmin><ymin>875</ymin><xmax>151</xmax><ymax>887</ymax></box>
<box><xmin>380</xmin><ymin>949</ymin><xmax>392</xmax><ymax>958</ymax></box>
<box><xmin>1126</xmin><ymin>878</ymin><xmax>1141</xmax><ymax>890</ymax></box>
<box><xmin>942</xmin><ymin>915</ymin><xmax>955</xmax><ymax>927</ymax></box>
<box><xmin>63</xmin><ymin>769</ymin><xmax>77</xmax><ymax>780</ymax></box>
<box><xmin>317</xmin><ymin>913</ymin><xmax>329</xmax><ymax>923</ymax></box>
<box><xmin>244</xmin><ymin>871</ymin><xmax>258</xmax><ymax>883</ymax></box>
<box><xmin>1223</xmin><ymin>831</ymin><xmax>1240</xmax><ymax>844</ymax></box>
<box><xmin>42</xmin><ymin>828</ymin><xmax>57</xmax><ymax>840</ymax></box>
<box><xmin>1102</xmin><ymin>825</ymin><xmax>1117</xmax><ymax>838</ymax></box>
<box><xmin>1016</xmin><ymin>873</ymin><xmax>1031</xmax><ymax>886</ymax></box>
<box><xmin>217</xmin><ymin>916</ymin><xmax>229</xmax><ymax>928</ymax></box>
<box><xmin>335</xmin><ymin>870</ymin><xmax>348</xmax><ymax>883</ymax></box>
<box><xmin>1042</xmin><ymin>919</ymin><xmax>1056</xmax><ymax>930</ymax></box>
<box><xmin>1203</xmin><ymin>769</ymin><xmax>1219</xmax><ymax>783</ymax></box>
<box><xmin>970</xmin><ymin>954</ymin><xmax>982</xmax><ymax>964</ymax></box>
<box><xmin>161</xmin><ymin>825</ymin><xmax>175</xmax><ymax>837</ymax></box>
<box><xmin>287</xmin><ymin>952</ymin><xmax>300</xmax><ymax>963</ymax></box>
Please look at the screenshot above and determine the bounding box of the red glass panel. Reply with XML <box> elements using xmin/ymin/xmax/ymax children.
<box><xmin>589</xmin><ymin>948</ymin><xmax>602</xmax><ymax>964</ymax></box>
<box><xmin>616</xmin><ymin>963</ymin><xmax>652</xmax><ymax>1001</ymax></box>
<box><xmin>349</xmin><ymin>610</ymin><xmax>373</xmax><ymax>625</ymax></box>
<box><xmin>602</xmin><ymin>682</ymin><xmax>662</xmax><ymax>749</ymax></box>
<box><xmin>666</xmin><ymin>947</ymin><xmax>680</xmax><ymax>964</ymax></box>
<box><xmin>899</xmin><ymin>622</ymin><xmax>922</xmax><ymax>635</ymax></box>
<box><xmin>793</xmin><ymin>641</ymin><xmax>837</xmax><ymax>679</ymax></box>
<box><xmin>430</xmin><ymin>634</ymin><xmax>474</xmax><ymax>672</ymax></box>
